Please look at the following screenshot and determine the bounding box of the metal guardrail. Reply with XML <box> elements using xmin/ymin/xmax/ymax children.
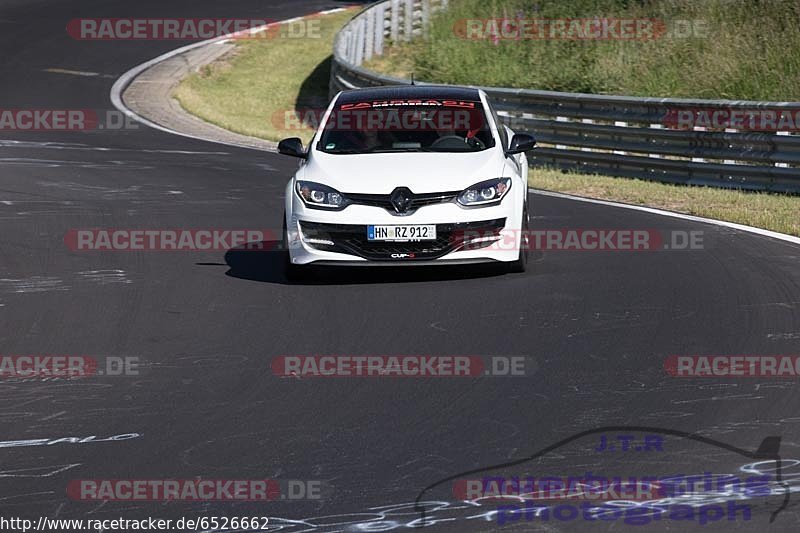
<box><xmin>330</xmin><ymin>0</ymin><xmax>800</xmax><ymax>193</ymax></box>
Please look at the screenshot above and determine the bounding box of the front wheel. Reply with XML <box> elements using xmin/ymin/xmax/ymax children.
<box><xmin>507</xmin><ymin>206</ymin><xmax>529</xmax><ymax>274</ymax></box>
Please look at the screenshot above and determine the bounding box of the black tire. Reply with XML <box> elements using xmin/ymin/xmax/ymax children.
<box><xmin>285</xmin><ymin>262</ymin><xmax>308</xmax><ymax>282</ymax></box>
<box><xmin>507</xmin><ymin>206</ymin><xmax>529</xmax><ymax>273</ymax></box>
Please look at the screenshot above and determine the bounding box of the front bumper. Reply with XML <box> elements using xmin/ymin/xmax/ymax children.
<box><xmin>299</xmin><ymin>218</ymin><xmax>506</xmax><ymax>261</ymax></box>
<box><xmin>286</xmin><ymin>194</ymin><xmax>524</xmax><ymax>266</ymax></box>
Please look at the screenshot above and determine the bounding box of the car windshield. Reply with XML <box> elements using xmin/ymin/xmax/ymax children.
<box><xmin>316</xmin><ymin>99</ymin><xmax>496</xmax><ymax>154</ymax></box>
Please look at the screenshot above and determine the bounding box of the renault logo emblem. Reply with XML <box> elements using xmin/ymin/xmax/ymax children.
<box><xmin>390</xmin><ymin>187</ymin><xmax>414</xmax><ymax>214</ymax></box>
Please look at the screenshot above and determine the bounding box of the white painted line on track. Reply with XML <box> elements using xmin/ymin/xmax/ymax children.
<box><xmin>45</xmin><ymin>68</ymin><xmax>100</xmax><ymax>77</ymax></box>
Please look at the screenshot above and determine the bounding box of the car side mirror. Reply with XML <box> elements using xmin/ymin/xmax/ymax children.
<box><xmin>278</xmin><ymin>137</ymin><xmax>307</xmax><ymax>159</ymax></box>
<box><xmin>506</xmin><ymin>133</ymin><xmax>536</xmax><ymax>155</ymax></box>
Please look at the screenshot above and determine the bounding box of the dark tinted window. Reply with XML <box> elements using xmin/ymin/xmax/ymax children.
<box><xmin>317</xmin><ymin>99</ymin><xmax>496</xmax><ymax>154</ymax></box>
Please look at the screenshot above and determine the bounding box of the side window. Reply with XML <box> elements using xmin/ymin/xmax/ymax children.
<box><xmin>486</xmin><ymin>101</ymin><xmax>508</xmax><ymax>149</ymax></box>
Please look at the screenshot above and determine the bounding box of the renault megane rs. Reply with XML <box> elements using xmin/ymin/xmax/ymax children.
<box><xmin>278</xmin><ymin>85</ymin><xmax>536</xmax><ymax>278</ymax></box>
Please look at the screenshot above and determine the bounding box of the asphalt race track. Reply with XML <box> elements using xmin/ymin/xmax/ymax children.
<box><xmin>1</xmin><ymin>0</ymin><xmax>799</xmax><ymax>531</ymax></box>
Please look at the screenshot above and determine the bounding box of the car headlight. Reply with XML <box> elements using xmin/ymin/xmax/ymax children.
<box><xmin>295</xmin><ymin>180</ymin><xmax>348</xmax><ymax>210</ymax></box>
<box><xmin>457</xmin><ymin>178</ymin><xmax>512</xmax><ymax>207</ymax></box>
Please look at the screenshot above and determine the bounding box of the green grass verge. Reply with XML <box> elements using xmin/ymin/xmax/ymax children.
<box><xmin>367</xmin><ymin>0</ymin><xmax>800</xmax><ymax>100</ymax></box>
<box><xmin>174</xmin><ymin>8</ymin><xmax>356</xmax><ymax>143</ymax></box>
<box><xmin>531</xmin><ymin>169</ymin><xmax>799</xmax><ymax>237</ymax></box>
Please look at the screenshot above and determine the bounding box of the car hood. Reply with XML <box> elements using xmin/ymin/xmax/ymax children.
<box><xmin>303</xmin><ymin>150</ymin><xmax>508</xmax><ymax>194</ymax></box>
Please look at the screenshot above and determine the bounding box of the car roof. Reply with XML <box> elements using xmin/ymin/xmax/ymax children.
<box><xmin>336</xmin><ymin>85</ymin><xmax>484</xmax><ymax>105</ymax></box>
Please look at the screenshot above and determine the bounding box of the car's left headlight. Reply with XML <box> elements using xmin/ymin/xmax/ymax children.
<box><xmin>457</xmin><ymin>178</ymin><xmax>512</xmax><ymax>207</ymax></box>
<box><xmin>295</xmin><ymin>180</ymin><xmax>349</xmax><ymax>210</ymax></box>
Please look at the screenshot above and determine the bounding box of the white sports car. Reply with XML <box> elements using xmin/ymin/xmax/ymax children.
<box><xmin>278</xmin><ymin>85</ymin><xmax>536</xmax><ymax>278</ymax></box>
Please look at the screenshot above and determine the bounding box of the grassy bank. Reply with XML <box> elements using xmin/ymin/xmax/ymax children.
<box><xmin>367</xmin><ymin>0</ymin><xmax>800</xmax><ymax>100</ymax></box>
<box><xmin>174</xmin><ymin>8</ymin><xmax>356</xmax><ymax>143</ymax></box>
<box><xmin>531</xmin><ymin>169</ymin><xmax>799</xmax><ymax>237</ymax></box>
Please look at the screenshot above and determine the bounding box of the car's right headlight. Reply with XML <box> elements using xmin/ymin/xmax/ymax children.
<box><xmin>295</xmin><ymin>180</ymin><xmax>348</xmax><ymax>210</ymax></box>
<box><xmin>457</xmin><ymin>178</ymin><xmax>512</xmax><ymax>207</ymax></box>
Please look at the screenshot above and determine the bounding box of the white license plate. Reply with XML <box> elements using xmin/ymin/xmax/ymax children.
<box><xmin>367</xmin><ymin>224</ymin><xmax>436</xmax><ymax>241</ymax></box>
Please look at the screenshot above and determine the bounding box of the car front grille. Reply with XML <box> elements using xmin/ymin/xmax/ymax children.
<box><xmin>299</xmin><ymin>218</ymin><xmax>506</xmax><ymax>261</ymax></box>
<box><xmin>345</xmin><ymin>191</ymin><xmax>460</xmax><ymax>214</ymax></box>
